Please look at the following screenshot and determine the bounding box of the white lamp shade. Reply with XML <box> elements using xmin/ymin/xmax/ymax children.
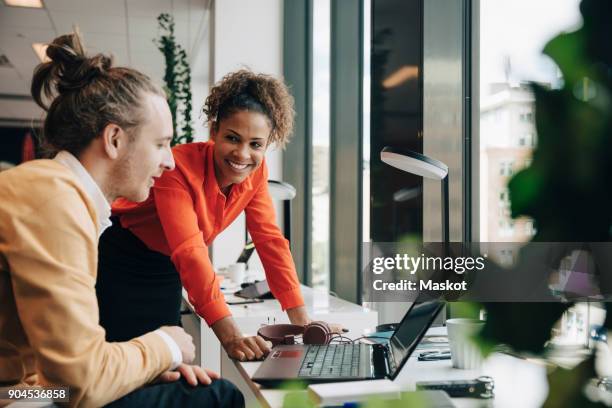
<box><xmin>380</xmin><ymin>147</ymin><xmax>448</xmax><ymax>180</ymax></box>
<box><xmin>268</xmin><ymin>180</ymin><xmax>296</xmax><ymax>200</ymax></box>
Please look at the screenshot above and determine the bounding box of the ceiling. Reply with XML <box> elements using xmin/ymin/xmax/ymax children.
<box><xmin>0</xmin><ymin>0</ymin><xmax>210</xmax><ymax>123</ymax></box>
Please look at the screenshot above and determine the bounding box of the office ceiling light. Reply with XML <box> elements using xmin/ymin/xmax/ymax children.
<box><xmin>382</xmin><ymin>65</ymin><xmax>419</xmax><ymax>89</ymax></box>
<box><xmin>3</xmin><ymin>0</ymin><xmax>44</xmax><ymax>8</ymax></box>
<box><xmin>32</xmin><ymin>43</ymin><xmax>50</xmax><ymax>63</ymax></box>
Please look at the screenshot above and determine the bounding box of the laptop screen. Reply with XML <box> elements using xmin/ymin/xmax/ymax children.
<box><xmin>387</xmin><ymin>300</ymin><xmax>444</xmax><ymax>379</ymax></box>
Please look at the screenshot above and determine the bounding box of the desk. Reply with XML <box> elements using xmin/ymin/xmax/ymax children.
<box><xmin>224</xmin><ymin>327</ymin><xmax>550</xmax><ymax>408</ymax></box>
<box><xmin>182</xmin><ymin>285</ymin><xmax>378</xmax><ymax>375</ymax></box>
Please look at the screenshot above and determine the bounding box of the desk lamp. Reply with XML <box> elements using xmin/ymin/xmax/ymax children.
<box><xmin>241</xmin><ymin>180</ymin><xmax>297</xmax><ymax>263</ymax></box>
<box><xmin>237</xmin><ymin>180</ymin><xmax>296</xmax><ymax>293</ymax></box>
<box><xmin>380</xmin><ymin>147</ymin><xmax>449</xmax><ymax>244</ymax></box>
<box><xmin>267</xmin><ymin>180</ymin><xmax>297</xmax><ymax>244</ymax></box>
<box><xmin>392</xmin><ymin>186</ymin><xmax>422</xmax><ymax>240</ymax></box>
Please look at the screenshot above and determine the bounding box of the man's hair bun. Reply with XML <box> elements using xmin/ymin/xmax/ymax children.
<box><xmin>30</xmin><ymin>30</ymin><xmax>164</xmax><ymax>156</ymax></box>
<box><xmin>33</xmin><ymin>32</ymin><xmax>113</xmax><ymax>109</ymax></box>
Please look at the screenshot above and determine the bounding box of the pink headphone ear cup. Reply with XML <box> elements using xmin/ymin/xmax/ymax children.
<box><xmin>303</xmin><ymin>321</ymin><xmax>332</xmax><ymax>345</ymax></box>
<box><xmin>257</xmin><ymin>324</ymin><xmax>304</xmax><ymax>346</ymax></box>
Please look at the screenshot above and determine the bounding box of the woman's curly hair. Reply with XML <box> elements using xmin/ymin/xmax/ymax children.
<box><xmin>203</xmin><ymin>70</ymin><xmax>295</xmax><ymax>148</ymax></box>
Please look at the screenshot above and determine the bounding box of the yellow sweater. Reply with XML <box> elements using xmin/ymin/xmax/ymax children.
<box><xmin>0</xmin><ymin>160</ymin><xmax>172</xmax><ymax>407</ymax></box>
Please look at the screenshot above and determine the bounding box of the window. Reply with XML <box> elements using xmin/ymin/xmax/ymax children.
<box><xmin>283</xmin><ymin>0</ymin><xmax>364</xmax><ymax>301</ymax></box>
<box><xmin>370</xmin><ymin>0</ymin><xmax>423</xmax><ymax>244</ymax></box>
<box><xmin>479</xmin><ymin>0</ymin><xmax>582</xmax><ymax>243</ymax></box>
<box><xmin>499</xmin><ymin>189</ymin><xmax>509</xmax><ymax>204</ymax></box>
<box><xmin>518</xmin><ymin>133</ymin><xmax>535</xmax><ymax>147</ymax></box>
<box><xmin>311</xmin><ymin>0</ymin><xmax>331</xmax><ymax>290</ymax></box>
<box><xmin>499</xmin><ymin>161</ymin><xmax>514</xmax><ymax>177</ymax></box>
<box><xmin>519</xmin><ymin>111</ymin><xmax>534</xmax><ymax>123</ymax></box>
<box><xmin>525</xmin><ymin>220</ymin><xmax>536</xmax><ymax>235</ymax></box>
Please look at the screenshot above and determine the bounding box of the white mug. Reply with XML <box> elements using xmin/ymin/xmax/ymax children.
<box><xmin>446</xmin><ymin>318</ymin><xmax>485</xmax><ymax>369</ymax></box>
<box><xmin>228</xmin><ymin>262</ymin><xmax>246</xmax><ymax>284</ymax></box>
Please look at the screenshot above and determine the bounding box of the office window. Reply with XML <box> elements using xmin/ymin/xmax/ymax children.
<box><xmin>519</xmin><ymin>111</ymin><xmax>533</xmax><ymax>123</ymax></box>
<box><xmin>498</xmin><ymin>161</ymin><xmax>514</xmax><ymax>177</ymax></box>
<box><xmin>525</xmin><ymin>220</ymin><xmax>536</xmax><ymax>235</ymax></box>
<box><xmin>362</xmin><ymin>0</ymin><xmax>371</xmax><ymax>246</ymax></box>
<box><xmin>311</xmin><ymin>0</ymin><xmax>331</xmax><ymax>290</ymax></box>
<box><xmin>499</xmin><ymin>189</ymin><xmax>509</xmax><ymax>204</ymax></box>
<box><xmin>370</xmin><ymin>0</ymin><xmax>423</xmax><ymax>243</ymax></box>
<box><xmin>479</xmin><ymin>0</ymin><xmax>582</xmax><ymax>243</ymax></box>
<box><xmin>518</xmin><ymin>132</ymin><xmax>535</xmax><ymax>147</ymax></box>
<box><xmin>284</xmin><ymin>0</ymin><xmax>362</xmax><ymax>298</ymax></box>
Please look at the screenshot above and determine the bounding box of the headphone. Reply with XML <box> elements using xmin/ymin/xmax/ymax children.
<box><xmin>257</xmin><ymin>321</ymin><xmax>333</xmax><ymax>346</ymax></box>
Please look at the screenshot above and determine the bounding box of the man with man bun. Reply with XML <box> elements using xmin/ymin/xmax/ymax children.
<box><xmin>0</xmin><ymin>32</ymin><xmax>243</xmax><ymax>407</ymax></box>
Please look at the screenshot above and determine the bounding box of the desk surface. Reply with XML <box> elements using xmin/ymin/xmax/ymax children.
<box><xmin>225</xmin><ymin>285</ymin><xmax>375</xmax><ymax>319</ymax></box>
<box><xmin>227</xmin><ymin>327</ymin><xmax>550</xmax><ymax>408</ymax></box>
<box><xmin>185</xmin><ymin>284</ymin><xmax>376</xmax><ymax>320</ymax></box>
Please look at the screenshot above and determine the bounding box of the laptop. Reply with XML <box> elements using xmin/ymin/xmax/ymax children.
<box><xmin>252</xmin><ymin>300</ymin><xmax>444</xmax><ymax>387</ymax></box>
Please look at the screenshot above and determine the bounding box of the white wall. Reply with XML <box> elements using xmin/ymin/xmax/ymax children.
<box><xmin>210</xmin><ymin>0</ymin><xmax>284</xmax><ymax>270</ymax></box>
<box><xmin>189</xmin><ymin>4</ymin><xmax>212</xmax><ymax>143</ymax></box>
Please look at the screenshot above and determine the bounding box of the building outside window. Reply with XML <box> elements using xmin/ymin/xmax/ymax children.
<box><xmin>311</xmin><ymin>0</ymin><xmax>331</xmax><ymax>290</ymax></box>
<box><xmin>479</xmin><ymin>0</ymin><xmax>581</xmax><ymax>243</ymax></box>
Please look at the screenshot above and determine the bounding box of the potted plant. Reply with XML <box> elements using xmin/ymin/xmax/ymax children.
<box><xmin>155</xmin><ymin>13</ymin><xmax>194</xmax><ymax>146</ymax></box>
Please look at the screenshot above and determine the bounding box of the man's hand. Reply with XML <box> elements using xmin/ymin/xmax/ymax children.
<box><xmin>156</xmin><ymin>364</ymin><xmax>220</xmax><ymax>386</ymax></box>
<box><xmin>223</xmin><ymin>335</ymin><xmax>272</xmax><ymax>361</ymax></box>
<box><xmin>159</xmin><ymin>326</ymin><xmax>195</xmax><ymax>363</ymax></box>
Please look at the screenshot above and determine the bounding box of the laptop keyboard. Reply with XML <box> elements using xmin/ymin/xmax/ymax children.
<box><xmin>298</xmin><ymin>344</ymin><xmax>361</xmax><ymax>378</ymax></box>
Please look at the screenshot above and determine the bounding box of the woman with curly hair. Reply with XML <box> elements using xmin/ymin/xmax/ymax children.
<box><xmin>96</xmin><ymin>70</ymin><xmax>321</xmax><ymax>362</ymax></box>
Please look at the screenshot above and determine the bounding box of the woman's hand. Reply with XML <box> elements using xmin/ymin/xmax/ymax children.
<box><xmin>211</xmin><ymin>315</ymin><xmax>272</xmax><ymax>361</ymax></box>
<box><xmin>287</xmin><ymin>305</ymin><xmax>347</xmax><ymax>334</ymax></box>
<box><xmin>155</xmin><ymin>364</ymin><xmax>220</xmax><ymax>386</ymax></box>
<box><xmin>327</xmin><ymin>322</ymin><xmax>347</xmax><ymax>334</ymax></box>
<box><xmin>223</xmin><ymin>335</ymin><xmax>272</xmax><ymax>361</ymax></box>
<box><xmin>286</xmin><ymin>305</ymin><xmax>311</xmax><ymax>326</ymax></box>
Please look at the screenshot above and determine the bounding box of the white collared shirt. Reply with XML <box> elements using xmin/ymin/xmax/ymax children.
<box><xmin>53</xmin><ymin>150</ymin><xmax>182</xmax><ymax>369</ymax></box>
<box><xmin>54</xmin><ymin>151</ymin><xmax>112</xmax><ymax>237</ymax></box>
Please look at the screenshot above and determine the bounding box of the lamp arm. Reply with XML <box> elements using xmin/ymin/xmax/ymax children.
<box><xmin>441</xmin><ymin>175</ymin><xmax>449</xmax><ymax>246</ymax></box>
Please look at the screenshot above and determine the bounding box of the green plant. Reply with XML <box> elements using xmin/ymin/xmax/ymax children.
<box><xmin>479</xmin><ymin>0</ymin><xmax>612</xmax><ymax>406</ymax></box>
<box><xmin>155</xmin><ymin>13</ymin><xmax>194</xmax><ymax>146</ymax></box>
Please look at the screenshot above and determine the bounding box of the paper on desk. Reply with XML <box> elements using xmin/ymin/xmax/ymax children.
<box><xmin>308</xmin><ymin>379</ymin><xmax>400</xmax><ymax>406</ymax></box>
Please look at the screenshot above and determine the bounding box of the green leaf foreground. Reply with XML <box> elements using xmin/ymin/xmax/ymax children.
<box><xmin>478</xmin><ymin>1</ymin><xmax>612</xmax><ymax>407</ymax></box>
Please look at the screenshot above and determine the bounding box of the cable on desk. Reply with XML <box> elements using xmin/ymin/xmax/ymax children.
<box><xmin>328</xmin><ymin>334</ymin><xmax>354</xmax><ymax>344</ymax></box>
<box><xmin>351</xmin><ymin>335</ymin><xmax>392</xmax><ymax>343</ymax></box>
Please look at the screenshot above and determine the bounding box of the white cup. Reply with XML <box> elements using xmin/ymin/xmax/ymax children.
<box><xmin>228</xmin><ymin>262</ymin><xmax>246</xmax><ymax>284</ymax></box>
<box><xmin>446</xmin><ymin>318</ymin><xmax>485</xmax><ymax>369</ymax></box>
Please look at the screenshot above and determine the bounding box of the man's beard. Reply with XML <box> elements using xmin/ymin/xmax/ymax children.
<box><xmin>108</xmin><ymin>147</ymin><xmax>136</xmax><ymax>202</ymax></box>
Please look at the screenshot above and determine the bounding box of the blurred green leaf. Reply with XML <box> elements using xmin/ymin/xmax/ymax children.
<box><xmin>544</xmin><ymin>356</ymin><xmax>603</xmax><ymax>408</ymax></box>
<box><xmin>544</xmin><ymin>31</ymin><xmax>589</xmax><ymax>87</ymax></box>
<box><xmin>480</xmin><ymin>303</ymin><xmax>569</xmax><ymax>354</ymax></box>
<box><xmin>282</xmin><ymin>390</ymin><xmax>313</xmax><ymax>408</ymax></box>
<box><xmin>481</xmin><ymin>0</ymin><xmax>612</xmax><ymax>405</ymax></box>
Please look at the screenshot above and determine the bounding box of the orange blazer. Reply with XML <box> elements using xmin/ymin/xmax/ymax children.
<box><xmin>113</xmin><ymin>141</ymin><xmax>304</xmax><ymax>325</ymax></box>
